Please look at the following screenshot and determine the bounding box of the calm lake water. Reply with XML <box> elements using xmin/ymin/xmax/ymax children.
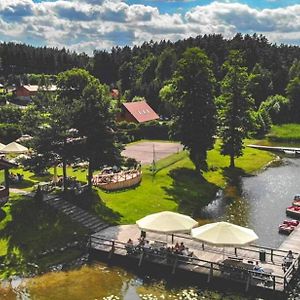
<box><xmin>1</xmin><ymin>156</ymin><xmax>300</xmax><ymax>299</ymax></box>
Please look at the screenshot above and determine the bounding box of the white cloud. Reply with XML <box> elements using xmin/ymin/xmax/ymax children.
<box><xmin>0</xmin><ymin>0</ymin><xmax>299</xmax><ymax>54</ymax></box>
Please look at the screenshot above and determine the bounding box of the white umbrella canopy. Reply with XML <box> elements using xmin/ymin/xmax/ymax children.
<box><xmin>0</xmin><ymin>143</ymin><xmax>5</xmax><ymax>150</ymax></box>
<box><xmin>0</xmin><ymin>142</ymin><xmax>28</xmax><ymax>154</ymax></box>
<box><xmin>191</xmin><ymin>222</ymin><xmax>258</xmax><ymax>247</ymax></box>
<box><xmin>136</xmin><ymin>211</ymin><xmax>198</xmax><ymax>233</ymax></box>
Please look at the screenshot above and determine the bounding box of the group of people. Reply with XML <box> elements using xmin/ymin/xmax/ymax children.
<box><xmin>126</xmin><ymin>238</ymin><xmax>193</xmax><ymax>258</ymax></box>
<box><xmin>253</xmin><ymin>250</ymin><xmax>294</xmax><ymax>273</ymax></box>
<box><xmin>9</xmin><ymin>172</ymin><xmax>23</xmax><ymax>183</ymax></box>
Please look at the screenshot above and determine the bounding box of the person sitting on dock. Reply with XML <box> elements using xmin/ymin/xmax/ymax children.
<box><xmin>282</xmin><ymin>250</ymin><xmax>294</xmax><ymax>272</ymax></box>
<box><xmin>253</xmin><ymin>261</ymin><xmax>264</xmax><ymax>273</ymax></box>
<box><xmin>138</xmin><ymin>236</ymin><xmax>145</xmax><ymax>246</ymax></box>
<box><xmin>179</xmin><ymin>242</ymin><xmax>185</xmax><ymax>253</ymax></box>
<box><xmin>125</xmin><ymin>238</ymin><xmax>134</xmax><ymax>254</ymax></box>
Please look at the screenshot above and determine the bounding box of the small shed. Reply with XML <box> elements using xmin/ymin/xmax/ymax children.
<box><xmin>14</xmin><ymin>85</ymin><xmax>57</xmax><ymax>101</ymax></box>
<box><xmin>0</xmin><ymin>158</ymin><xmax>17</xmax><ymax>206</ymax></box>
<box><xmin>117</xmin><ymin>101</ymin><xmax>159</xmax><ymax>123</ymax></box>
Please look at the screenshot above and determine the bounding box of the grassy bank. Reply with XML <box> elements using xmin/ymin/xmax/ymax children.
<box><xmin>9</xmin><ymin>139</ymin><xmax>274</xmax><ymax>225</ymax></box>
<box><xmin>98</xmin><ymin>139</ymin><xmax>274</xmax><ymax>224</ymax></box>
<box><xmin>0</xmin><ymin>194</ymin><xmax>88</xmax><ymax>279</ymax></box>
<box><xmin>267</xmin><ymin>124</ymin><xmax>300</xmax><ymax>142</ymax></box>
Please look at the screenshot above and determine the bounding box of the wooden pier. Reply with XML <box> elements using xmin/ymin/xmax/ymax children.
<box><xmin>88</xmin><ymin>224</ymin><xmax>300</xmax><ymax>295</ymax></box>
<box><xmin>247</xmin><ymin>144</ymin><xmax>300</xmax><ymax>154</ymax></box>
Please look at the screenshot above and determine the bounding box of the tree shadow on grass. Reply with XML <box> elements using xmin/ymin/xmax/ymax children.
<box><xmin>0</xmin><ymin>195</ymin><xmax>88</xmax><ymax>276</ymax></box>
<box><xmin>0</xmin><ymin>208</ymin><xmax>6</xmax><ymax>222</ymax></box>
<box><xmin>66</xmin><ymin>189</ymin><xmax>122</xmax><ymax>225</ymax></box>
<box><xmin>163</xmin><ymin>168</ymin><xmax>219</xmax><ymax>218</ymax></box>
<box><xmin>10</xmin><ymin>179</ymin><xmax>35</xmax><ymax>189</ymax></box>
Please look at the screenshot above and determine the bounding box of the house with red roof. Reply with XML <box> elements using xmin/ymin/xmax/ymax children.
<box><xmin>117</xmin><ymin>101</ymin><xmax>159</xmax><ymax>123</ymax></box>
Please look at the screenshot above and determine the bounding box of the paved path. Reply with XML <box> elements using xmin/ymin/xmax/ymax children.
<box><xmin>122</xmin><ymin>141</ymin><xmax>183</xmax><ymax>165</ymax></box>
<box><xmin>11</xmin><ymin>188</ymin><xmax>109</xmax><ymax>233</ymax></box>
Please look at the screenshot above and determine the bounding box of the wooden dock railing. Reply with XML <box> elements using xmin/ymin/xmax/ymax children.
<box><xmin>88</xmin><ymin>235</ymin><xmax>293</xmax><ymax>293</ymax></box>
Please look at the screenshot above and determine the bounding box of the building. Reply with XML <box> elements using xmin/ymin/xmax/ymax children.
<box><xmin>14</xmin><ymin>85</ymin><xmax>57</xmax><ymax>101</ymax></box>
<box><xmin>117</xmin><ymin>101</ymin><xmax>160</xmax><ymax>123</ymax></box>
<box><xmin>0</xmin><ymin>158</ymin><xmax>16</xmax><ymax>206</ymax></box>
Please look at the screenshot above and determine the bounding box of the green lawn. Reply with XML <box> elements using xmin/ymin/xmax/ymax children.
<box><xmin>267</xmin><ymin>124</ymin><xmax>300</xmax><ymax>142</ymax></box>
<box><xmin>9</xmin><ymin>139</ymin><xmax>274</xmax><ymax>226</ymax></box>
<box><xmin>0</xmin><ymin>193</ymin><xmax>88</xmax><ymax>279</ymax></box>
<box><xmin>97</xmin><ymin>139</ymin><xmax>274</xmax><ymax>224</ymax></box>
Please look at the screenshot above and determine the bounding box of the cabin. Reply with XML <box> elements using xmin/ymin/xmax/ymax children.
<box><xmin>14</xmin><ymin>85</ymin><xmax>57</xmax><ymax>101</ymax></box>
<box><xmin>117</xmin><ymin>101</ymin><xmax>159</xmax><ymax>123</ymax></box>
<box><xmin>0</xmin><ymin>158</ymin><xmax>16</xmax><ymax>206</ymax></box>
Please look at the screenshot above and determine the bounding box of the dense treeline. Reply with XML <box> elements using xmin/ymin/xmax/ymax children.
<box><xmin>0</xmin><ymin>42</ymin><xmax>89</xmax><ymax>79</ymax></box>
<box><xmin>92</xmin><ymin>33</ymin><xmax>300</xmax><ymax>114</ymax></box>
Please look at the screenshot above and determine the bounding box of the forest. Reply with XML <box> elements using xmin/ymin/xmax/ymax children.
<box><xmin>0</xmin><ymin>34</ymin><xmax>300</xmax><ymax>111</ymax></box>
<box><xmin>1</xmin><ymin>33</ymin><xmax>300</xmax><ymax>174</ymax></box>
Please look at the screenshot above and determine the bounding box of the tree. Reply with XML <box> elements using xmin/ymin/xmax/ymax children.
<box><xmin>166</xmin><ymin>47</ymin><xmax>216</xmax><ymax>175</ymax></box>
<box><xmin>249</xmin><ymin>63</ymin><xmax>273</xmax><ymax>108</ymax></box>
<box><xmin>286</xmin><ymin>76</ymin><xmax>300</xmax><ymax>123</ymax></box>
<box><xmin>217</xmin><ymin>50</ymin><xmax>254</xmax><ymax>168</ymax></box>
<box><xmin>57</xmin><ymin>69</ymin><xmax>121</xmax><ymax>190</ymax></box>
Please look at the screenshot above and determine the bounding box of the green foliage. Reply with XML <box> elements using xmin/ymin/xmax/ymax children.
<box><xmin>267</xmin><ymin>124</ymin><xmax>300</xmax><ymax>142</ymax></box>
<box><xmin>57</xmin><ymin>68</ymin><xmax>122</xmax><ymax>189</ymax></box>
<box><xmin>259</xmin><ymin>94</ymin><xmax>290</xmax><ymax>124</ymax></box>
<box><xmin>117</xmin><ymin>120</ymin><xmax>170</xmax><ymax>143</ymax></box>
<box><xmin>0</xmin><ymin>123</ymin><xmax>22</xmax><ymax>143</ymax></box>
<box><xmin>217</xmin><ymin>50</ymin><xmax>255</xmax><ymax>167</ymax></box>
<box><xmin>0</xmin><ymin>105</ymin><xmax>23</xmax><ymax>123</ymax></box>
<box><xmin>249</xmin><ymin>63</ymin><xmax>273</xmax><ymax>107</ymax></box>
<box><xmin>286</xmin><ymin>76</ymin><xmax>300</xmax><ymax>122</ymax></box>
<box><xmin>0</xmin><ymin>194</ymin><xmax>87</xmax><ymax>278</ymax></box>
<box><xmin>167</xmin><ymin>47</ymin><xmax>216</xmax><ymax>174</ymax></box>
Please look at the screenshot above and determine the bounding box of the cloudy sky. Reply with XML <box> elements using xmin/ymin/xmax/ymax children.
<box><xmin>0</xmin><ymin>0</ymin><xmax>299</xmax><ymax>54</ymax></box>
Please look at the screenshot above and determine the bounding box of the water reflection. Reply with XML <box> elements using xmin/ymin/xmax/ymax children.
<box><xmin>0</xmin><ymin>263</ymin><xmax>252</xmax><ymax>300</ymax></box>
<box><xmin>201</xmin><ymin>157</ymin><xmax>300</xmax><ymax>248</ymax></box>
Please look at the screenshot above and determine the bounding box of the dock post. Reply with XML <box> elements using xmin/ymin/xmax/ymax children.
<box><xmin>207</xmin><ymin>262</ymin><xmax>213</xmax><ymax>283</ymax></box>
<box><xmin>171</xmin><ymin>234</ymin><xmax>174</xmax><ymax>244</ymax></box>
<box><xmin>108</xmin><ymin>241</ymin><xmax>115</xmax><ymax>260</ymax></box>
<box><xmin>245</xmin><ymin>273</ymin><xmax>251</xmax><ymax>292</ymax></box>
<box><xmin>202</xmin><ymin>243</ymin><xmax>204</xmax><ymax>250</ymax></box>
<box><xmin>172</xmin><ymin>258</ymin><xmax>178</xmax><ymax>274</ymax></box>
<box><xmin>234</xmin><ymin>248</ymin><xmax>237</xmax><ymax>256</ymax></box>
<box><xmin>138</xmin><ymin>252</ymin><xmax>144</xmax><ymax>267</ymax></box>
<box><xmin>272</xmin><ymin>275</ymin><xmax>276</xmax><ymax>291</ymax></box>
<box><xmin>271</xmin><ymin>249</ymin><xmax>274</xmax><ymax>262</ymax></box>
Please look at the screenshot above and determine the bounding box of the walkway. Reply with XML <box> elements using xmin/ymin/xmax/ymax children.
<box><xmin>247</xmin><ymin>144</ymin><xmax>300</xmax><ymax>153</ymax></box>
<box><xmin>43</xmin><ymin>195</ymin><xmax>109</xmax><ymax>233</ymax></box>
<box><xmin>279</xmin><ymin>225</ymin><xmax>300</xmax><ymax>253</ymax></box>
<box><xmin>11</xmin><ymin>188</ymin><xmax>109</xmax><ymax>233</ymax></box>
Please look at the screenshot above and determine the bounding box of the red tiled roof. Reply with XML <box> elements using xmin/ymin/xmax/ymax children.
<box><xmin>123</xmin><ymin>101</ymin><xmax>159</xmax><ymax>123</ymax></box>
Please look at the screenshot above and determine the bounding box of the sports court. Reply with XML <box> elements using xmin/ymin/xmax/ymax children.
<box><xmin>122</xmin><ymin>141</ymin><xmax>183</xmax><ymax>165</ymax></box>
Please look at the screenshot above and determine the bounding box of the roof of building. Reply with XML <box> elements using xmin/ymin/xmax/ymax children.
<box><xmin>123</xmin><ymin>101</ymin><xmax>159</xmax><ymax>123</ymax></box>
<box><xmin>20</xmin><ymin>85</ymin><xmax>57</xmax><ymax>92</ymax></box>
<box><xmin>0</xmin><ymin>158</ymin><xmax>17</xmax><ymax>170</ymax></box>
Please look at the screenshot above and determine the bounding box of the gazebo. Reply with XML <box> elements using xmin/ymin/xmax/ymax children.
<box><xmin>0</xmin><ymin>158</ymin><xmax>17</xmax><ymax>206</ymax></box>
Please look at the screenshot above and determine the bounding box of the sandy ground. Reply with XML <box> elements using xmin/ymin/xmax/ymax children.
<box><xmin>122</xmin><ymin>141</ymin><xmax>183</xmax><ymax>165</ymax></box>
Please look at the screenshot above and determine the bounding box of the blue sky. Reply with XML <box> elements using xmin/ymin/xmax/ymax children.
<box><xmin>1</xmin><ymin>0</ymin><xmax>300</xmax><ymax>54</ymax></box>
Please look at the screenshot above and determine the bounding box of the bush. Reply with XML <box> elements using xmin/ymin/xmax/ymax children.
<box><xmin>117</xmin><ymin>120</ymin><xmax>171</xmax><ymax>142</ymax></box>
<box><xmin>0</xmin><ymin>123</ymin><xmax>22</xmax><ymax>143</ymax></box>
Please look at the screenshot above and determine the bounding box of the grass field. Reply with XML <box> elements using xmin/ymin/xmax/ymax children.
<box><xmin>8</xmin><ymin>139</ymin><xmax>274</xmax><ymax>225</ymax></box>
<box><xmin>98</xmin><ymin>139</ymin><xmax>274</xmax><ymax>224</ymax></box>
<box><xmin>267</xmin><ymin>124</ymin><xmax>300</xmax><ymax>142</ymax></box>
